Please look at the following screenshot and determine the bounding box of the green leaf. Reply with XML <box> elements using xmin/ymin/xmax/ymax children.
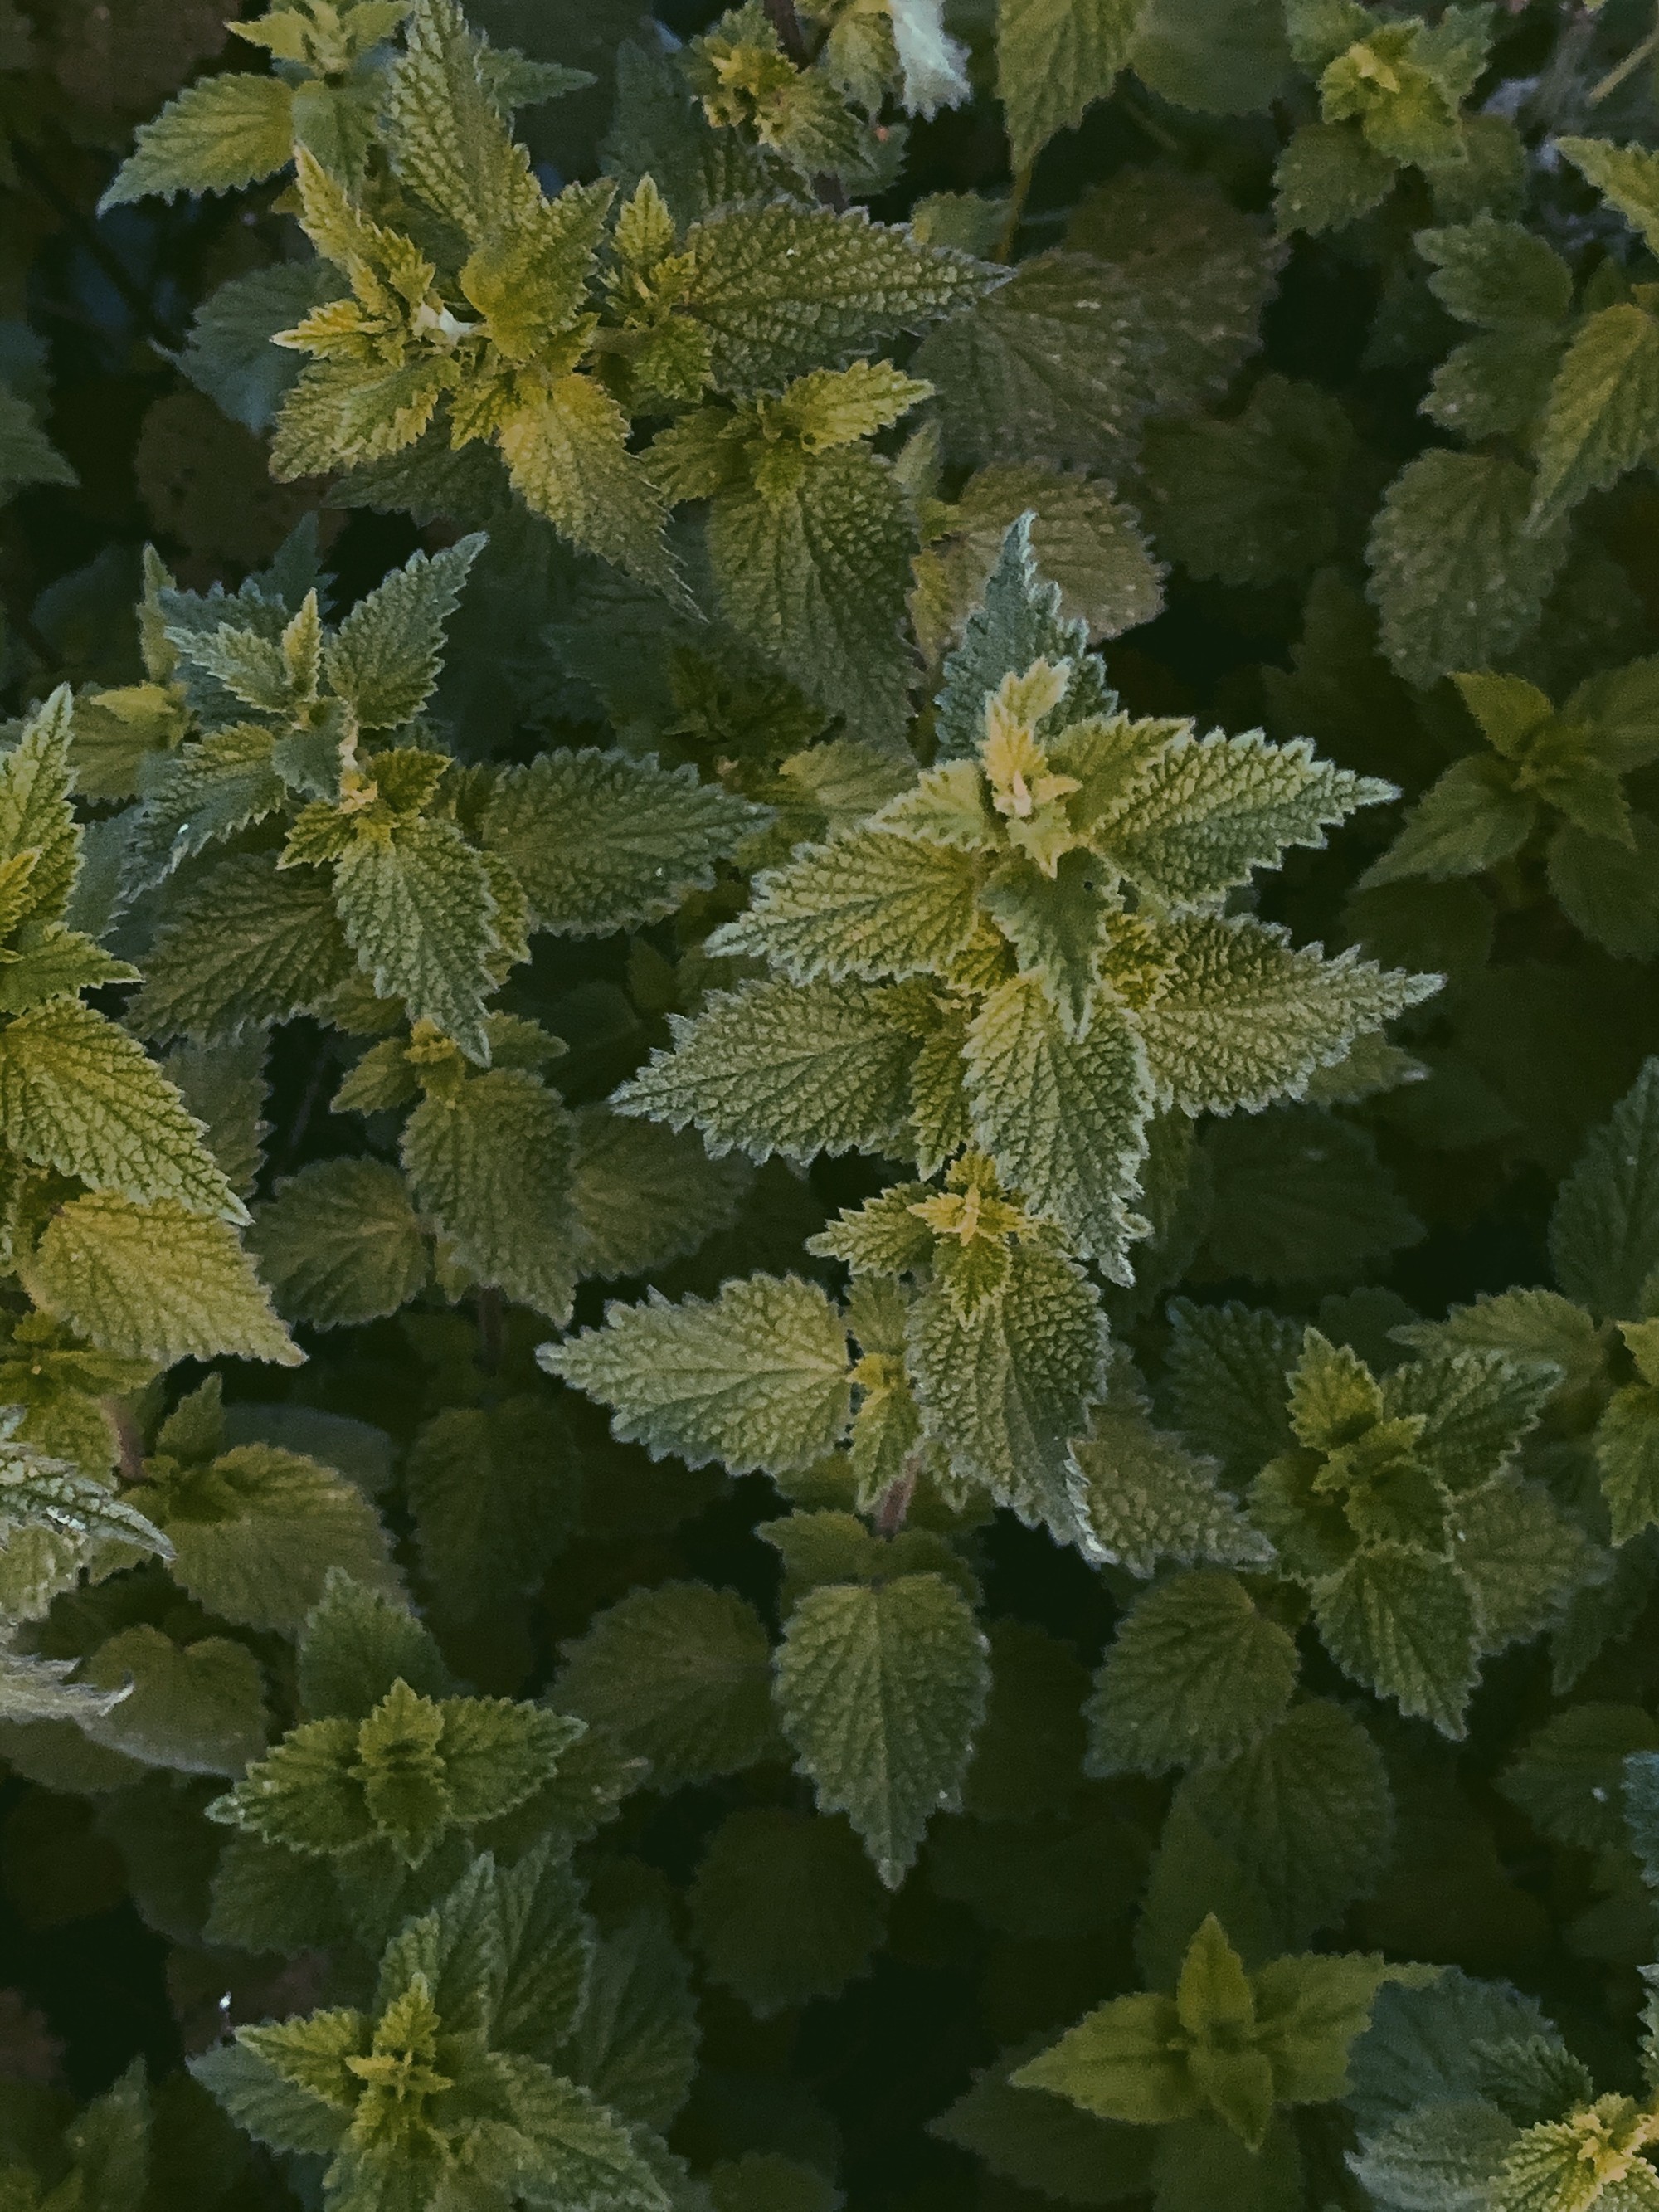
<box><xmin>21</xmin><ymin>1195</ymin><xmax>301</xmax><ymax>1367</ymax></box>
<box><xmin>1100</xmin><ymin>723</ymin><xmax>1390</xmax><ymax>909</ymax></box>
<box><xmin>323</xmin><ymin>538</ymin><xmax>484</xmax><ymax>730</ymax></box>
<box><xmin>775</xmin><ymin>1569</ymin><xmax>990</xmax><ymax>1885</ymax></box>
<box><xmin>405</xmin><ymin>1396</ymin><xmax>579</xmax><ymax>1620</ymax></box>
<box><xmin>330</xmin><ymin>817</ymin><xmax>500</xmax><ymax>1063</ymax></box>
<box><xmin>1365</xmin><ymin>451</ymin><xmax>1569</xmax><ymax>690</ymax></box>
<box><xmin>559</xmin><ymin>1909</ymin><xmax>699</xmax><ymax>2134</ymax></box>
<box><xmin>1549</xmin><ymin>814</ymin><xmax>1659</xmax><ymax>960</ymax></box>
<box><xmin>713</xmin><ymin>830</ymin><xmax>980</xmax><ymax>986</ymax></box>
<box><xmin>0</xmin><ymin>688</ymin><xmax>80</xmax><ymax>930</ymax></box>
<box><xmin>556</xmin><ymin>1582</ymin><xmax>777</xmax><ymax>1789</ymax></box>
<box><xmin>1067</xmin><ymin>1386</ymin><xmax>1276</xmax><ymax>1578</ymax></box>
<box><xmin>77</xmin><ymin>1625</ymin><xmax>268</xmax><ymax>1777</ymax></box>
<box><xmin>1550</xmin><ymin>1057</ymin><xmax>1659</xmax><ymax>1322</ymax></box>
<box><xmin>179</xmin><ymin>261</ymin><xmax>346</xmax><ymax>434</ymax></box>
<box><xmin>299</xmin><ymin>1570</ymin><xmax>455</xmax><ymax>1722</ymax></box>
<box><xmin>1202</xmin><ymin>1108</ymin><xmax>1423</xmax><ymax>1283</ymax></box>
<box><xmin>708</xmin><ymin>446</ymin><xmax>917</xmax><ymax>744</ymax></box>
<box><xmin>497</xmin><ymin>373</ymin><xmax>681</xmax><ymax>598</ymax></box>
<box><xmin>996</xmin><ymin>0</ymin><xmax>1143</xmax><ymax>171</ymax></box>
<box><xmin>1013</xmin><ymin>1990</ymin><xmax>1198</xmax><ymax>2127</ymax></box>
<box><xmin>401</xmin><ymin>1068</ymin><xmax>577</xmax><ymax>1323</ymax></box>
<box><xmin>614</xmin><ymin>978</ymin><xmax>918</xmax><ymax>1165</ymax></box>
<box><xmin>0</xmin><ymin>387</ymin><xmax>75</xmax><ymax>499</ymax></box>
<box><xmin>1360</xmin><ymin>754</ymin><xmax>1538</xmax><ymax>888</ymax></box>
<box><xmin>962</xmin><ymin>979</ymin><xmax>1151</xmax><ymax>1276</ymax></box>
<box><xmin>1252</xmin><ymin>1951</ymin><xmax>1399</xmax><ymax>2106</ymax></box>
<box><xmin>1382</xmin><ymin>1348</ymin><xmax>1558</xmax><ymax>1492</ymax></box>
<box><xmin>482</xmin><ymin>749</ymin><xmax>764</xmax><ymax>936</ymax></box>
<box><xmin>542</xmin><ymin>1274</ymin><xmax>851</xmax><ymax>1476</ymax></box>
<box><xmin>917</xmin><ymin>253</ymin><xmax>1147</xmax><ymax>472</ymax></box>
<box><xmin>1417</xmin><ymin>216</ymin><xmax>1574</xmax><ymax>330</ymax></box>
<box><xmin>1559</xmin><ymin>134</ymin><xmax>1659</xmax><ymax>256</ymax></box>
<box><xmin>679</xmin><ymin>201</ymin><xmax>992</xmax><ymax>395</ymax></box>
<box><xmin>1086</xmin><ymin>1571</ymin><xmax>1297</xmax><ymax>1777</ymax></box>
<box><xmin>930</xmin><ymin>2037</ymin><xmax>1155</xmax><ymax>2205</ymax></box>
<box><xmin>688</xmin><ymin>1804</ymin><xmax>887</xmax><ymax>2015</ymax></box>
<box><xmin>1313</xmin><ymin>1541</ymin><xmax>1480</xmax><ymax>1737</ymax></box>
<box><xmin>912</xmin><ymin>462</ymin><xmax>1163</xmax><ymax>661</ymax></box>
<box><xmin>1501</xmin><ymin>1703</ymin><xmax>1659</xmax><ymax>1852</ymax></box>
<box><xmin>1136</xmin><ymin>917</ymin><xmax>1433</xmax><ymax>1118</ymax></box>
<box><xmin>0</xmin><ymin>1001</ymin><xmax>241</xmax><ymax>1221</ymax></box>
<box><xmin>122</xmin><ymin>725</ymin><xmax>286</xmax><ymax>897</ymax></box>
<box><xmin>129</xmin><ymin>854</ymin><xmax>356</xmax><ymax>1045</ymax></box>
<box><xmin>1453</xmin><ymin>1475</ymin><xmax>1598</xmax><ymax>1654</ymax></box>
<box><xmin>1173</xmin><ymin>1700</ymin><xmax>1394</xmax><ymax>1949</ymax></box>
<box><xmin>1163</xmin><ymin>1301</ymin><xmax>1300</xmax><ymax>1484</ymax></box>
<box><xmin>149</xmin><ymin>1442</ymin><xmax>398</xmax><ymax>1633</ymax></box>
<box><xmin>1131</xmin><ymin>0</ymin><xmax>1291</xmax><ymax>116</ymax></box>
<box><xmin>708</xmin><ymin>2154</ymin><xmax>840</xmax><ymax>2212</ymax></box>
<box><xmin>1274</xmin><ymin>120</ymin><xmax>1395</xmax><ymax>236</ymax></box>
<box><xmin>1531</xmin><ymin>304</ymin><xmax>1659</xmax><ymax>529</ymax></box>
<box><xmin>163</xmin><ymin>1032</ymin><xmax>270</xmax><ymax>1201</ymax></box>
<box><xmin>934</xmin><ymin>515</ymin><xmax>1091</xmax><ymax>763</ymax></box>
<box><xmin>251</xmin><ymin>1157</ymin><xmax>430</xmax><ymax>1328</ymax></box>
<box><xmin>101</xmin><ymin>73</ymin><xmax>296</xmax><ymax>208</ymax></box>
<box><xmin>1140</xmin><ymin>378</ymin><xmax>1356</xmax><ymax>590</ymax></box>
<box><xmin>1597</xmin><ymin>1385</ymin><xmax>1659</xmax><ymax>1547</ymax></box>
<box><xmin>570</xmin><ymin>1107</ymin><xmax>750</xmax><ymax>1279</ymax></box>
<box><xmin>907</xmin><ymin>1239</ymin><xmax>1107</xmax><ymax>1527</ymax></box>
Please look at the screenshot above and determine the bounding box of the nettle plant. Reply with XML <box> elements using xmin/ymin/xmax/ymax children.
<box><xmin>12</xmin><ymin>0</ymin><xmax>1659</xmax><ymax>2210</ymax></box>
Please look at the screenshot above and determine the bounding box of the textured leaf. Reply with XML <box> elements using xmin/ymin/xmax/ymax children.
<box><xmin>913</xmin><ymin>461</ymin><xmax>1162</xmax><ymax>659</ymax></box>
<box><xmin>330</xmin><ymin>818</ymin><xmax>500</xmax><ymax>1062</ymax></box>
<box><xmin>1314</xmin><ymin>1542</ymin><xmax>1480</xmax><ymax>1737</ymax></box>
<box><xmin>1174</xmin><ymin>1700</ymin><xmax>1394</xmax><ymax>1949</ymax></box>
<box><xmin>1365</xmin><ymin>451</ymin><xmax>1569</xmax><ymax>690</ymax></box>
<box><xmin>907</xmin><ymin>1240</ymin><xmax>1107</xmax><ymax>1527</ymax></box>
<box><xmin>22</xmin><ymin>1196</ymin><xmax>300</xmax><ymax>1367</ymax></box>
<box><xmin>1100</xmin><ymin>727</ymin><xmax>1389</xmax><ymax>906</ymax></box>
<box><xmin>1163</xmin><ymin>1301</ymin><xmax>1301</xmax><ymax>1483</ymax></box>
<box><xmin>0</xmin><ymin>388</ymin><xmax>75</xmax><ymax>499</ymax></box>
<box><xmin>1550</xmin><ymin>1058</ymin><xmax>1659</xmax><ymax>1321</ymax></box>
<box><xmin>689</xmin><ymin>1805</ymin><xmax>887</xmax><ymax>2015</ymax></box>
<box><xmin>130</xmin><ymin>854</ymin><xmax>355</xmax><ymax>1045</ymax></box>
<box><xmin>1136</xmin><ymin>917</ymin><xmax>1433</xmax><ymax>1118</ymax></box>
<box><xmin>324</xmin><ymin>538</ymin><xmax>484</xmax><ymax>729</ymax></box>
<box><xmin>405</xmin><ymin>1397</ymin><xmax>580</xmax><ymax>1620</ymax></box>
<box><xmin>614</xmin><ymin>977</ymin><xmax>917</xmax><ymax>1164</ymax></box>
<box><xmin>151</xmin><ymin>1444</ymin><xmax>397</xmax><ymax>1633</ymax></box>
<box><xmin>78</xmin><ymin>1626</ymin><xmax>267</xmax><ymax>1777</ymax></box>
<box><xmin>559</xmin><ymin>1911</ymin><xmax>699</xmax><ymax>2134</ymax></box>
<box><xmin>934</xmin><ymin>514</ymin><xmax>1091</xmax><ymax>763</ymax></box>
<box><xmin>542</xmin><ymin>1274</ymin><xmax>851</xmax><ymax>1475</ymax></box>
<box><xmin>775</xmin><ymin>1570</ymin><xmax>990</xmax><ymax>1885</ymax></box>
<box><xmin>122</xmin><ymin>725</ymin><xmax>285</xmax><ymax>896</ymax></box>
<box><xmin>679</xmin><ymin>201</ymin><xmax>993</xmax><ymax>394</ymax></box>
<box><xmin>482</xmin><ymin>750</ymin><xmax>763</xmax><ymax>935</ymax></box>
<box><xmin>997</xmin><ymin>0</ymin><xmax>1142</xmax><ymax>170</ymax></box>
<box><xmin>713</xmin><ymin>829</ymin><xmax>980</xmax><ymax>985</ymax></box>
<box><xmin>1531</xmin><ymin>304</ymin><xmax>1659</xmax><ymax>529</ymax></box>
<box><xmin>497</xmin><ymin>373</ymin><xmax>679</xmax><ymax>597</ymax></box>
<box><xmin>570</xmin><ymin>1107</ymin><xmax>749</xmax><ymax>1279</ymax></box>
<box><xmin>102</xmin><ymin>73</ymin><xmax>295</xmax><ymax>208</ymax></box>
<box><xmin>1085</xmin><ymin>1571</ymin><xmax>1298</xmax><ymax>1776</ymax></box>
<box><xmin>1502</xmin><ymin>1703</ymin><xmax>1659</xmax><ymax>1852</ymax></box>
<box><xmin>401</xmin><ymin>1069</ymin><xmax>577</xmax><ymax>1323</ymax></box>
<box><xmin>931</xmin><ymin>2039</ymin><xmax>1154</xmax><ymax>2206</ymax></box>
<box><xmin>1360</xmin><ymin>754</ymin><xmax>1538</xmax><ymax>889</ymax></box>
<box><xmin>963</xmin><ymin>978</ymin><xmax>1151</xmax><ymax>1276</ymax></box>
<box><xmin>1067</xmin><ymin>1391</ymin><xmax>1275</xmax><ymax>1578</ymax></box>
<box><xmin>179</xmin><ymin>261</ymin><xmax>345</xmax><ymax>434</ymax></box>
<box><xmin>709</xmin><ymin>446</ymin><xmax>917</xmax><ymax>744</ymax></box>
<box><xmin>251</xmin><ymin>1157</ymin><xmax>430</xmax><ymax>1328</ymax></box>
<box><xmin>0</xmin><ymin>999</ymin><xmax>241</xmax><ymax>1223</ymax></box>
<box><xmin>917</xmin><ymin>253</ymin><xmax>1147</xmax><ymax>471</ymax></box>
<box><xmin>557</xmin><ymin>1583</ymin><xmax>777</xmax><ymax>1789</ymax></box>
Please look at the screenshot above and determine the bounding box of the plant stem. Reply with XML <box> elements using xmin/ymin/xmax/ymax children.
<box><xmin>763</xmin><ymin>0</ymin><xmax>810</xmax><ymax>66</ymax></box>
<box><xmin>996</xmin><ymin>164</ymin><xmax>1034</xmax><ymax>264</ymax></box>
<box><xmin>1590</xmin><ymin>8</ymin><xmax>1659</xmax><ymax>103</ymax></box>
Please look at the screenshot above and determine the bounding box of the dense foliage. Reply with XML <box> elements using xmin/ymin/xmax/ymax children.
<box><xmin>7</xmin><ymin>0</ymin><xmax>1659</xmax><ymax>2207</ymax></box>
